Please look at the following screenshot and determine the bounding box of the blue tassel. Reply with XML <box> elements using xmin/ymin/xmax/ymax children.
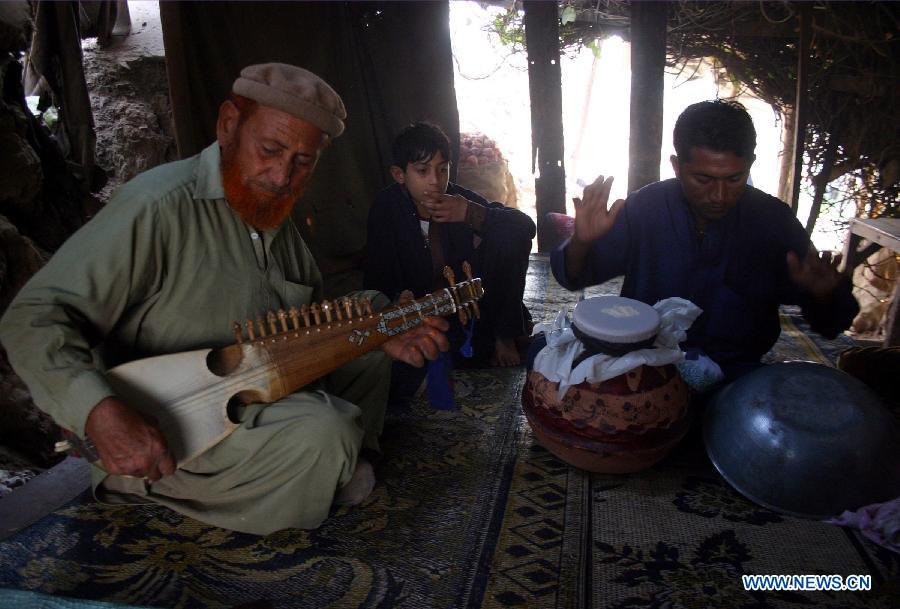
<box><xmin>426</xmin><ymin>351</ymin><xmax>456</xmax><ymax>410</ymax></box>
<box><xmin>459</xmin><ymin>316</ymin><xmax>476</xmax><ymax>359</ymax></box>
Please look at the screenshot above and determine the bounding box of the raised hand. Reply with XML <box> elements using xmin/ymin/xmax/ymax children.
<box><xmin>572</xmin><ymin>175</ymin><xmax>625</xmax><ymax>245</ymax></box>
<box><xmin>382</xmin><ymin>316</ymin><xmax>450</xmax><ymax>367</ymax></box>
<box><xmin>565</xmin><ymin>175</ymin><xmax>626</xmax><ymax>280</ymax></box>
<box><xmin>421</xmin><ymin>191</ymin><xmax>469</xmax><ymax>223</ymax></box>
<box><xmin>85</xmin><ymin>396</ymin><xmax>176</xmax><ymax>481</ymax></box>
<box><xmin>786</xmin><ymin>246</ymin><xmax>844</xmax><ymax>302</ymax></box>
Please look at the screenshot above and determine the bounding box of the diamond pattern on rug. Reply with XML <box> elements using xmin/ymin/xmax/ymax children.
<box><xmin>477</xmin><ymin>428</ymin><xmax>581</xmax><ymax>609</ymax></box>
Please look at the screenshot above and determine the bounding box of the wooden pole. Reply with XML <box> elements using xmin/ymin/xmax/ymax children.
<box><xmin>524</xmin><ymin>0</ymin><xmax>566</xmax><ymax>252</ymax></box>
<box><xmin>628</xmin><ymin>0</ymin><xmax>668</xmax><ymax>194</ymax></box>
<box><xmin>789</xmin><ymin>4</ymin><xmax>811</xmax><ymax>214</ymax></box>
<box><xmin>805</xmin><ymin>127</ymin><xmax>840</xmax><ymax>235</ymax></box>
<box><xmin>776</xmin><ymin>107</ymin><xmax>795</xmax><ymax>203</ymax></box>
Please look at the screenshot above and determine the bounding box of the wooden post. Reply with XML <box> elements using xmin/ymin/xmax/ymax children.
<box><xmin>805</xmin><ymin>126</ymin><xmax>840</xmax><ymax>235</ymax></box>
<box><xmin>628</xmin><ymin>1</ymin><xmax>668</xmax><ymax>194</ymax></box>
<box><xmin>884</xmin><ymin>282</ymin><xmax>900</xmax><ymax>347</ymax></box>
<box><xmin>789</xmin><ymin>4</ymin><xmax>811</xmax><ymax>214</ymax></box>
<box><xmin>776</xmin><ymin>107</ymin><xmax>795</xmax><ymax>204</ymax></box>
<box><xmin>524</xmin><ymin>1</ymin><xmax>566</xmax><ymax>253</ymax></box>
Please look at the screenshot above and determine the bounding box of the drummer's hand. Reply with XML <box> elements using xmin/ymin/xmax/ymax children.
<box><xmin>383</xmin><ymin>316</ymin><xmax>450</xmax><ymax>367</ymax></box>
<box><xmin>787</xmin><ymin>245</ymin><xmax>844</xmax><ymax>302</ymax></box>
<box><xmin>572</xmin><ymin>175</ymin><xmax>625</xmax><ymax>245</ymax></box>
<box><xmin>85</xmin><ymin>396</ymin><xmax>176</xmax><ymax>481</ymax></box>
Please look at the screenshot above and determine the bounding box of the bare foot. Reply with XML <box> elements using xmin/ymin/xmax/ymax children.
<box><xmin>334</xmin><ymin>458</ymin><xmax>375</xmax><ymax>506</ymax></box>
<box><xmin>490</xmin><ymin>337</ymin><xmax>521</xmax><ymax>367</ymax></box>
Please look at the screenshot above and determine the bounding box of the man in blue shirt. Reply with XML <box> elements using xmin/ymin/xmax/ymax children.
<box><xmin>551</xmin><ymin>100</ymin><xmax>858</xmax><ymax>382</ymax></box>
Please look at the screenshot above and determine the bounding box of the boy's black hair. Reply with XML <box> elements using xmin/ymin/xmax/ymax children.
<box><xmin>391</xmin><ymin>122</ymin><xmax>451</xmax><ymax>169</ymax></box>
<box><xmin>673</xmin><ymin>100</ymin><xmax>757</xmax><ymax>162</ymax></box>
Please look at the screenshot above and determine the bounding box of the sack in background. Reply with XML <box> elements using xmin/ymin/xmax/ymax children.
<box><xmin>457</xmin><ymin>132</ymin><xmax>517</xmax><ymax>208</ymax></box>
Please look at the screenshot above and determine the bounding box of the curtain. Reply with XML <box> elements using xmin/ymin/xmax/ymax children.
<box><xmin>160</xmin><ymin>1</ymin><xmax>460</xmax><ymax>297</ymax></box>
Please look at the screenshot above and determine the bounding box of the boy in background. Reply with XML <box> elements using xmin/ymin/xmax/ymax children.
<box><xmin>364</xmin><ymin>123</ymin><xmax>535</xmax><ymax>395</ymax></box>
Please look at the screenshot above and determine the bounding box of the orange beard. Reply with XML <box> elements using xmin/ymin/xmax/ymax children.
<box><xmin>221</xmin><ymin>147</ymin><xmax>299</xmax><ymax>231</ymax></box>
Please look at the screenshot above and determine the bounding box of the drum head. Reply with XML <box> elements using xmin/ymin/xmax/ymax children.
<box><xmin>573</xmin><ymin>296</ymin><xmax>660</xmax><ymax>344</ymax></box>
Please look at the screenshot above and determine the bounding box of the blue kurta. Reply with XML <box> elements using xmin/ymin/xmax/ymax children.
<box><xmin>550</xmin><ymin>179</ymin><xmax>858</xmax><ymax>374</ymax></box>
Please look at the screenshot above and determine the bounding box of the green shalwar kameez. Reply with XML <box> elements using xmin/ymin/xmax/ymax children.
<box><xmin>0</xmin><ymin>143</ymin><xmax>390</xmax><ymax>535</ymax></box>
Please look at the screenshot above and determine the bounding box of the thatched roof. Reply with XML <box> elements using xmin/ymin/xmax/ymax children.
<box><xmin>489</xmin><ymin>1</ymin><xmax>900</xmax><ymax>222</ymax></box>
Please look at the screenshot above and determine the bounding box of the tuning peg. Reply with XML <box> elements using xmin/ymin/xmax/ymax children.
<box><xmin>333</xmin><ymin>297</ymin><xmax>344</xmax><ymax>321</ymax></box>
<box><xmin>340</xmin><ymin>297</ymin><xmax>352</xmax><ymax>319</ymax></box>
<box><xmin>267</xmin><ymin>311</ymin><xmax>278</xmax><ymax>335</ymax></box>
<box><xmin>310</xmin><ymin>302</ymin><xmax>322</xmax><ymax>325</ymax></box>
<box><xmin>354</xmin><ymin>296</ymin><xmax>364</xmax><ymax>317</ymax></box>
<box><xmin>461</xmin><ymin>261</ymin><xmax>481</xmax><ymax>319</ymax></box>
<box><xmin>322</xmin><ymin>300</ymin><xmax>333</xmax><ymax>323</ymax></box>
<box><xmin>442</xmin><ymin>265</ymin><xmax>457</xmax><ymax>286</ymax></box>
<box><xmin>462</xmin><ymin>260</ymin><xmax>474</xmax><ymax>283</ymax></box>
<box><xmin>363</xmin><ymin>296</ymin><xmax>373</xmax><ymax>315</ymax></box>
<box><xmin>277</xmin><ymin>309</ymin><xmax>289</xmax><ymax>332</ymax></box>
<box><xmin>246</xmin><ymin>319</ymin><xmax>256</xmax><ymax>341</ymax></box>
<box><xmin>469</xmin><ymin>296</ymin><xmax>481</xmax><ymax>320</ymax></box>
<box><xmin>232</xmin><ymin>321</ymin><xmax>243</xmax><ymax>344</ymax></box>
<box><xmin>457</xmin><ymin>306</ymin><xmax>469</xmax><ymax>325</ymax></box>
<box><xmin>289</xmin><ymin>306</ymin><xmax>301</xmax><ymax>330</ymax></box>
<box><xmin>256</xmin><ymin>316</ymin><xmax>267</xmax><ymax>337</ymax></box>
<box><xmin>300</xmin><ymin>304</ymin><xmax>311</xmax><ymax>327</ymax></box>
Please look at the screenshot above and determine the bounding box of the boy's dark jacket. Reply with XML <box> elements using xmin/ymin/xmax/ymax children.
<box><xmin>363</xmin><ymin>182</ymin><xmax>535</xmax><ymax>300</ymax></box>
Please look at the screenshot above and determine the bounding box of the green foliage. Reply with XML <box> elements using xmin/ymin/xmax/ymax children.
<box><xmin>488</xmin><ymin>2</ymin><xmax>607</xmax><ymax>58</ymax></box>
<box><xmin>25</xmin><ymin>95</ymin><xmax>58</xmax><ymax>129</ymax></box>
<box><xmin>482</xmin><ymin>0</ymin><xmax>899</xmax><ymax>222</ymax></box>
<box><xmin>491</xmin><ymin>7</ymin><xmax>525</xmax><ymax>53</ymax></box>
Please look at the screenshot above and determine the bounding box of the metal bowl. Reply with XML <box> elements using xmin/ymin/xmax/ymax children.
<box><xmin>703</xmin><ymin>361</ymin><xmax>900</xmax><ymax>519</ymax></box>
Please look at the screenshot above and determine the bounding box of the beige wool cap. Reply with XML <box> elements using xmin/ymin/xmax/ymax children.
<box><xmin>232</xmin><ymin>63</ymin><xmax>346</xmax><ymax>137</ymax></box>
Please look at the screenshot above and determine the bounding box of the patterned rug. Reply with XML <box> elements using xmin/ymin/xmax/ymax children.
<box><xmin>481</xmin><ymin>255</ymin><xmax>900</xmax><ymax>608</ymax></box>
<box><xmin>0</xmin><ymin>365</ymin><xmax>526</xmax><ymax>609</ymax></box>
<box><xmin>1</xmin><ymin>254</ymin><xmax>898</xmax><ymax>609</ymax></box>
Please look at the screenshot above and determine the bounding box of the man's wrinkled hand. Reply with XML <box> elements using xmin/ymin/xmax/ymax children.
<box><xmin>85</xmin><ymin>396</ymin><xmax>176</xmax><ymax>481</ymax></box>
<box><xmin>572</xmin><ymin>175</ymin><xmax>625</xmax><ymax>245</ymax></box>
<box><xmin>787</xmin><ymin>246</ymin><xmax>844</xmax><ymax>302</ymax></box>
<box><xmin>382</xmin><ymin>316</ymin><xmax>450</xmax><ymax>367</ymax></box>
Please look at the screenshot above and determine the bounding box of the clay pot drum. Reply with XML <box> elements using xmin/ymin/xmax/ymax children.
<box><xmin>523</xmin><ymin>296</ymin><xmax>692</xmax><ymax>473</ymax></box>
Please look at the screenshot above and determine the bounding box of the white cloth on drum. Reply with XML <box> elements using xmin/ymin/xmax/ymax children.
<box><xmin>532</xmin><ymin>297</ymin><xmax>702</xmax><ymax>399</ymax></box>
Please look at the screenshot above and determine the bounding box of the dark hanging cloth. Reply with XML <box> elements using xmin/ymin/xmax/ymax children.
<box><xmin>24</xmin><ymin>0</ymin><xmax>99</xmax><ymax>179</ymax></box>
<box><xmin>159</xmin><ymin>1</ymin><xmax>460</xmax><ymax>298</ymax></box>
<box><xmin>13</xmin><ymin>1</ymin><xmax>117</xmax><ymax>250</ymax></box>
<box><xmin>78</xmin><ymin>0</ymin><xmax>124</xmax><ymax>44</ymax></box>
